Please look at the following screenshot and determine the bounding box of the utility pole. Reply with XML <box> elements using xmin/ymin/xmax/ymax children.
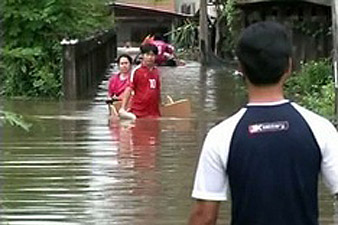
<box><xmin>332</xmin><ymin>0</ymin><xmax>338</xmax><ymax>118</ymax></box>
<box><xmin>199</xmin><ymin>0</ymin><xmax>210</xmax><ymax>65</ymax></box>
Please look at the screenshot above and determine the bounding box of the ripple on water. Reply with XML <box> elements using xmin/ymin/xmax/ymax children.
<box><xmin>1</xmin><ymin>62</ymin><xmax>337</xmax><ymax>224</ymax></box>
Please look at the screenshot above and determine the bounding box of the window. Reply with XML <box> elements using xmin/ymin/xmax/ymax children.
<box><xmin>207</xmin><ymin>0</ymin><xmax>214</xmax><ymax>5</ymax></box>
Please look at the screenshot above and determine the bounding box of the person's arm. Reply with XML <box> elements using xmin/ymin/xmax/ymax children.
<box><xmin>188</xmin><ymin>200</ymin><xmax>220</xmax><ymax>225</ymax></box>
<box><xmin>320</xmin><ymin>121</ymin><xmax>338</xmax><ymax>197</ymax></box>
<box><xmin>120</xmin><ymin>86</ymin><xmax>132</xmax><ymax>110</ymax></box>
<box><xmin>118</xmin><ymin>86</ymin><xmax>136</xmax><ymax>120</ymax></box>
<box><xmin>189</xmin><ymin>127</ymin><xmax>230</xmax><ymax>225</ymax></box>
<box><xmin>107</xmin><ymin>79</ymin><xmax>114</xmax><ymax>98</ymax></box>
<box><xmin>107</xmin><ymin>73</ymin><xmax>118</xmax><ymax>98</ymax></box>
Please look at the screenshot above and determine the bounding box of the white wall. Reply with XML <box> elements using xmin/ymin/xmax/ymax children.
<box><xmin>175</xmin><ymin>0</ymin><xmax>217</xmax><ymax>21</ymax></box>
<box><xmin>175</xmin><ymin>0</ymin><xmax>199</xmax><ymax>15</ymax></box>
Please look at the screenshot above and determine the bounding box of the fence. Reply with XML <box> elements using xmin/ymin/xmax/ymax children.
<box><xmin>62</xmin><ymin>30</ymin><xmax>117</xmax><ymax>100</ymax></box>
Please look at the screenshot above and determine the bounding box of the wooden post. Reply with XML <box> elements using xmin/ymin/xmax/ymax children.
<box><xmin>62</xmin><ymin>41</ymin><xmax>78</xmax><ymax>100</ymax></box>
<box><xmin>332</xmin><ymin>0</ymin><xmax>338</xmax><ymax>118</ymax></box>
<box><xmin>0</xmin><ymin>1</ymin><xmax>3</xmax><ymax>71</ymax></box>
<box><xmin>199</xmin><ymin>0</ymin><xmax>209</xmax><ymax>65</ymax></box>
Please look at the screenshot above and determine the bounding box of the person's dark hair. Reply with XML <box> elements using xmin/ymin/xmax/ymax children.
<box><xmin>140</xmin><ymin>43</ymin><xmax>158</xmax><ymax>55</ymax></box>
<box><xmin>236</xmin><ymin>21</ymin><xmax>292</xmax><ymax>85</ymax></box>
<box><xmin>153</xmin><ymin>33</ymin><xmax>163</xmax><ymax>41</ymax></box>
<box><xmin>117</xmin><ymin>54</ymin><xmax>133</xmax><ymax>64</ymax></box>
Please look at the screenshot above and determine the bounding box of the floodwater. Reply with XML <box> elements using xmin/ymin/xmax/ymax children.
<box><xmin>1</xmin><ymin>62</ymin><xmax>337</xmax><ymax>224</ymax></box>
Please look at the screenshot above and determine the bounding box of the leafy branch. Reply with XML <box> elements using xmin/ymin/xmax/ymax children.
<box><xmin>0</xmin><ymin>110</ymin><xmax>32</xmax><ymax>131</ymax></box>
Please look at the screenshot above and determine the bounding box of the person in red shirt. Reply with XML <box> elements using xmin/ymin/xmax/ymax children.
<box><xmin>140</xmin><ymin>34</ymin><xmax>180</xmax><ymax>66</ymax></box>
<box><xmin>151</xmin><ymin>34</ymin><xmax>175</xmax><ymax>66</ymax></box>
<box><xmin>119</xmin><ymin>44</ymin><xmax>161</xmax><ymax>119</ymax></box>
<box><xmin>107</xmin><ymin>54</ymin><xmax>133</xmax><ymax>101</ymax></box>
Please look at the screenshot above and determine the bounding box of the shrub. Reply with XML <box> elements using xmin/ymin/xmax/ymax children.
<box><xmin>2</xmin><ymin>0</ymin><xmax>112</xmax><ymax>98</ymax></box>
<box><xmin>285</xmin><ymin>59</ymin><xmax>334</xmax><ymax>117</ymax></box>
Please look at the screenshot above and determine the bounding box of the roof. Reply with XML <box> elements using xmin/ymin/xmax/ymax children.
<box><xmin>236</xmin><ymin>0</ymin><xmax>331</xmax><ymax>7</ymax></box>
<box><xmin>110</xmin><ymin>2</ymin><xmax>191</xmax><ymax>18</ymax></box>
<box><xmin>114</xmin><ymin>0</ymin><xmax>175</xmax><ymax>12</ymax></box>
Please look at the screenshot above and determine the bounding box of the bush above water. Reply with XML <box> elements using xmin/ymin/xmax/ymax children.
<box><xmin>285</xmin><ymin>59</ymin><xmax>335</xmax><ymax>118</ymax></box>
<box><xmin>2</xmin><ymin>0</ymin><xmax>112</xmax><ymax>98</ymax></box>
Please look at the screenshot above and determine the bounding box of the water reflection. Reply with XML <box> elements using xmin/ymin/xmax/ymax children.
<box><xmin>0</xmin><ymin>62</ymin><xmax>337</xmax><ymax>224</ymax></box>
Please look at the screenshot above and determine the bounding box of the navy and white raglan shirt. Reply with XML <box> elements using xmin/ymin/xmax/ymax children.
<box><xmin>192</xmin><ymin>100</ymin><xmax>338</xmax><ymax>225</ymax></box>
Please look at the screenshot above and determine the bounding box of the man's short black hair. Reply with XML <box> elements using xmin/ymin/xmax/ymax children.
<box><xmin>153</xmin><ymin>33</ymin><xmax>163</xmax><ymax>41</ymax></box>
<box><xmin>140</xmin><ymin>43</ymin><xmax>158</xmax><ymax>55</ymax></box>
<box><xmin>236</xmin><ymin>21</ymin><xmax>292</xmax><ymax>85</ymax></box>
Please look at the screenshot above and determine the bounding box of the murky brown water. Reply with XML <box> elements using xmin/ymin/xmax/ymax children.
<box><xmin>1</xmin><ymin>62</ymin><xmax>337</xmax><ymax>224</ymax></box>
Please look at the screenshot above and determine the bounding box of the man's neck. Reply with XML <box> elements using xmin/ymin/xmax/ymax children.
<box><xmin>142</xmin><ymin>63</ymin><xmax>154</xmax><ymax>70</ymax></box>
<box><xmin>247</xmin><ymin>83</ymin><xmax>285</xmax><ymax>103</ymax></box>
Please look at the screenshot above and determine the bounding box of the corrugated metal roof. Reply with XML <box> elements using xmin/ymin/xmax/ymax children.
<box><xmin>236</xmin><ymin>0</ymin><xmax>331</xmax><ymax>7</ymax></box>
<box><xmin>114</xmin><ymin>0</ymin><xmax>175</xmax><ymax>12</ymax></box>
<box><xmin>111</xmin><ymin>2</ymin><xmax>191</xmax><ymax>18</ymax></box>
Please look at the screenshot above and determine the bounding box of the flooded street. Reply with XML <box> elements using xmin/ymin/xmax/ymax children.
<box><xmin>1</xmin><ymin>62</ymin><xmax>337</xmax><ymax>224</ymax></box>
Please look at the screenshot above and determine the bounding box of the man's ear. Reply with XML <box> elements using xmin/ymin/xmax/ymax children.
<box><xmin>286</xmin><ymin>57</ymin><xmax>292</xmax><ymax>74</ymax></box>
<box><xmin>236</xmin><ymin>63</ymin><xmax>247</xmax><ymax>84</ymax></box>
<box><xmin>281</xmin><ymin>58</ymin><xmax>292</xmax><ymax>82</ymax></box>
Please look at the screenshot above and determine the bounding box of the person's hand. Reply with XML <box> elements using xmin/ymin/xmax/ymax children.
<box><xmin>111</xmin><ymin>95</ymin><xmax>120</xmax><ymax>102</ymax></box>
<box><xmin>178</xmin><ymin>60</ymin><xmax>186</xmax><ymax>66</ymax></box>
<box><xmin>118</xmin><ymin>108</ymin><xmax>136</xmax><ymax>120</ymax></box>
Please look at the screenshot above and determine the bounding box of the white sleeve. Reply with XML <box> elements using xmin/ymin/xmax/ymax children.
<box><xmin>292</xmin><ymin>103</ymin><xmax>338</xmax><ymax>194</ymax></box>
<box><xmin>191</xmin><ymin>129</ymin><xmax>229</xmax><ymax>201</ymax></box>
<box><xmin>320</xmin><ymin>122</ymin><xmax>338</xmax><ymax>194</ymax></box>
<box><xmin>191</xmin><ymin>108</ymin><xmax>246</xmax><ymax>201</ymax></box>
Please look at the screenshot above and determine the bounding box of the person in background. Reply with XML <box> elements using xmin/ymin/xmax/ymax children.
<box><xmin>141</xmin><ymin>34</ymin><xmax>181</xmax><ymax>66</ymax></box>
<box><xmin>151</xmin><ymin>34</ymin><xmax>176</xmax><ymax>66</ymax></box>
<box><xmin>119</xmin><ymin>43</ymin><xmax>161</xmax><ymax>119</ymax></box>
<box><xmin>188</xmin><ymin>21</ymin><xmax>338</xmax><ymax>225</ymax></box>
<box><xmin>107</xmin><ymin>54</ymin><xmax>133</xmax><ymax>101</ymax></box>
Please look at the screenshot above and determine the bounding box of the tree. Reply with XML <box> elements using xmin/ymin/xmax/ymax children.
<box><xmin>332</xmin><ymin>0</ymin><xmax>338</xmax><ymax>117</ymax></box>
<box><xmin>2</xmin><ymin>0</ymin><xmax>112</xmax><ymax>98</ymax></box>
<box><xmin>199</xmin><ymin>0</ymin><xmax>210</xmax><ymax>65</ymax></box>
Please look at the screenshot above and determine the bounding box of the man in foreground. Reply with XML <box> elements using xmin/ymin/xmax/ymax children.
<box><xmin>188</xmin><ymin>21</ymin><xmax>338</xmax><ymax>225</ymax></box>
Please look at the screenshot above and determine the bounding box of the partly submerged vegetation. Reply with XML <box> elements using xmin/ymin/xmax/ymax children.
<box><xmin>0</xmin><ymin>110</ymin><xmax>32</xmax><ymax>131</ymax></box>
<box><xmin>1</xmin><ymin>0</ymin><xmax>113</xmax><ymax>98</ymax></box>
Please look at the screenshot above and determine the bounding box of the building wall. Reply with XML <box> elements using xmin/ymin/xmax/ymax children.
<box><xmin>240</xmin><ymin>2</ymin><xmax>332</xmax><ymax>68</ymax></box>
<box><xmin>113</xmin><ymin>0</ymin><xmax>186</xmax><ymax>47</ymax></box>
<box><xmin>116</xmin><ymin>19</ymin><xmax>177</xmax><ymax>46</ymax></box>
<box><xmin>175</xmin><ymin>0</ymin><xmax>199</xmax><ymax>15</ymax></box>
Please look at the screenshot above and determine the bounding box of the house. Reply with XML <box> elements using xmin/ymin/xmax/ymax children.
<box><xmin>236</xmin><ymin>0</ymin><xmax>332</xmax><ymax>67</ymax></box>
<box><xmin>110</xmin><ymin>1</ymin><xmax>190</xmax><ymax>47</ymax></box>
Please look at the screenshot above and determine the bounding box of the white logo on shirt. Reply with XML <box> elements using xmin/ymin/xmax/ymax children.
<box><xmin>248</xmin><ymin>121</ymin><xmax>289</xmax><ymax>134</ymax></box>
<box><xmin>149</xmin><ymin>79</ymin><xmax>157</xmax><ymax>89</ymax></box>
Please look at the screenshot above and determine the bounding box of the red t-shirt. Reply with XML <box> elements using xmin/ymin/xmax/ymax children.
<box><xmin>129</xmin><ymin>64</ymin><xmax>161</xmax><ymax>118</ymax></box>
<box><xmin>108</xmin><ymin>72</ymin><xmax>129</xmax><ymax>99</ymax></box>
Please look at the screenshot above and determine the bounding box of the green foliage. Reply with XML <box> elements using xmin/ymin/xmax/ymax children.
<box><xmin>165</xmin><ymin>19</ymin><xmax>199</xmax><ymax>60</ymax></box>
<box><xmin>294</xmin><ymin>20</ymin><xmax>331</xmax><ymax>38</ymax></box>
<box><xmin>0</xmin><ymin>110</ymin><xmax>32</xmax><ymax>131</ymax></box>
<box><xmin>209</xmin><ymin>0</ymin><xmax>241</xmax><ymax>57</ymax></box>
<box><xmin>167</xmin><ymin>19</ymin><xmax>198</xmax><ymax>49</ymax></box>
<box><xmin>2</xmin><ymin>0</ymin><xmax>113</xmax><ymax>98</ymax></box>
<box><xmin>3</xmin><ymin>45</ymin><xmax>62</xmax><ymax>97</ymax></box>
<box><xmin>285</xmin><ymin>59</ymin><xmax>334</xmax><ymax>117</ymax></box>
<box><xmin>223</xmin><ymin>0</ymin><xmax>240</xmax><ymax>53</ymax></box>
